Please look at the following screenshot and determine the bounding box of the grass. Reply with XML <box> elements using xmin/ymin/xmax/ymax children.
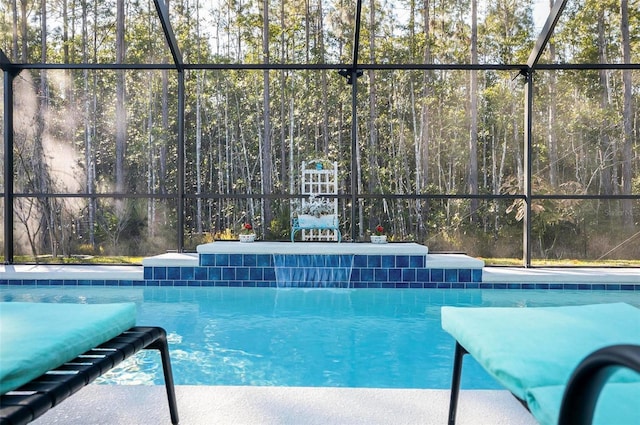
<box><xmin>481</xmin><ymin>258</ymin><xmax>640</xmax><ymax>267</ymax></box>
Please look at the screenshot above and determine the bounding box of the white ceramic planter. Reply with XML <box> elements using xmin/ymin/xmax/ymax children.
<box><xmin>239</xmin><ymin>234</ymin><xmax>256</xmax><ymax>243</ymax></box>
<box><xmin>370</xmin><ymin>235</ymin><xmax>387</xmax><ymax>244</ymax></box>
<box><xmin>297</xmin><ymin>214</ymin><xmax>336</xmax><ymax>228</ymax></box>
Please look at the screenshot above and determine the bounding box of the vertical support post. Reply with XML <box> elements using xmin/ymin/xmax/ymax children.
<box><xmin>350</xmin><ymin>73</ymin><xmax>358</xmax><ymax>242</ymax></box>
<box><xmin>523</xmin><ymin>69</ymin><xmax>533</xmax><ymax>267</ymax></box>
<box><xmin>177</xmin><ymin>71</ymin><xmax>185</xmax><ymax>252</ymax></box>
<box><xmin>447</xmin><ymin>342</ymin><xmax>468</xmax><ymax>425</ymax></box>
<box><xmin>3</xmin><ymin>68</ymin><xmax>16</xmax><ymax>264</ymax></box>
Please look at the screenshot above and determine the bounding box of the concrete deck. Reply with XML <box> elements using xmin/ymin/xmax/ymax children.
<box><xmin>31</xmin><ymin>385</ymin><xmax>537</xmax><ymax>425</ymax></box>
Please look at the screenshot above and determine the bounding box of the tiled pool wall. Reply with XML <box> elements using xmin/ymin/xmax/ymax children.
<box><xmin>1</xmin><ymin>253</ymin><xmax>639</xmax><ymax>290</ymax></box>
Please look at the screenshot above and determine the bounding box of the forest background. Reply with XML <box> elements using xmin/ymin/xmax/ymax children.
<box><xmin>0</xmin><ymin>0</ymin><xmax>638</xmax><ymax>265</ymax></box>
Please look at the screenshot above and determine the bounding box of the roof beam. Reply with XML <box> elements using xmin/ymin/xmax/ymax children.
<box><xmin>153</xmin><ymin>0</ymin><xmax>183</xmax><ymax>71</ymax></box>
<box><xmin>527</xmin><ymin>0</ymin><xmax>568</xmax><ymax>69</ymax></box>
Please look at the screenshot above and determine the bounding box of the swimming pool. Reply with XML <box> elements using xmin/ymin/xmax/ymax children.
<box><xmin>1</xmin><ymin>286</ymin><xmax>638</xmax><ymax>389</ymax></box>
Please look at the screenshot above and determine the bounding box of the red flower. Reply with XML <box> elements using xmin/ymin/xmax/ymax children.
<box><xmin>244</xmin><ymin>223</ymin><xmax>252</xmax><ymax>231</ymax></box>
<box><xmin>375</xmin><ymin>225</ymin><xmax>384</xmax><ymax>236</ymax></box>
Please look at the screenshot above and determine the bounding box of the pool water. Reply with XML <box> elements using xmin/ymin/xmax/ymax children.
<box><xmin>1</xmin><ymin>286</ymin><xmax>638</xmax><ymax>389</ymax></box>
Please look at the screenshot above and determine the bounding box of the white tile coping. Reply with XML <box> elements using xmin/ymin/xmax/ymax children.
<box><xmin>197</xmin><ymin>241</ymin><xmax>431</xmax><ymax>256</ymax></box>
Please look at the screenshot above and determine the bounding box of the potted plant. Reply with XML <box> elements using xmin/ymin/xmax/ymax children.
<box><xmin>370</xmin><ymin>225</ymin><xmax>387</xmax><ymax>244</ymax></box>
<box><xmin>239</xmin><ymin>223</ymin><xmax>256</xmax><ymax>243</ymax></box>
<box><xmin>295</xmin><ymin>194</ymin><xmax>336</xmax><ymax>227</ymax></box>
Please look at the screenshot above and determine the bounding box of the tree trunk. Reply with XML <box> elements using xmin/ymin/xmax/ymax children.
<box><xmin>262</xmin><ymin>0</ymin><xmax>273</xmax><ymax>237</ymax></box>
<box><xmin>115</xmin><ymin>0</ymin><xmax>126</xmax><ymax>198</ymax></box>
<box><xmin>597</xmin><ymin>7</ymin><xmax>613</xmax><ymax>196</ymax></box>
<box><xmin>468</xmin><ymin>0</ymin><xmax>479</xmax><ymax>221</ymax></box>
<box><xmin>620</xmin><ymin>0</ymin><xmax>634</xmax><ymax>227</ymax></box>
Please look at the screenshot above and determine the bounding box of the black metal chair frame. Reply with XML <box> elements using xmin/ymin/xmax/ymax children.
<box><xmin>1</xmin><ymin>326</ymin><xmax>179</xmax><ymax>425</ymax></box>
<box><xmin>447</xmin><ymin>342</ymin><xmax>640</xmax><ymax>425</ymax></box>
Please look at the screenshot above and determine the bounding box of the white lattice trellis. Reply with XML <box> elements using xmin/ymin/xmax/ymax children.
<box><xmin>296</xmin><ymin>160</ymin><xmax>339</xmax><ymax>241</ymax></box>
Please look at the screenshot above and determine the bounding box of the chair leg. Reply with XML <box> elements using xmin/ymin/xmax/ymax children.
<box><xmin>448</xmin><ymin>342</ymin><xmax>468</xmax><ymax>425</ymax></box>
<box><xmin>149</xmin><ymin>333</ymin><xmax>180</xmax><ymax>425</ymax></box>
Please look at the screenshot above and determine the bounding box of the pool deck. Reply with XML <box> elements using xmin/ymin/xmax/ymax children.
<box><xmin>30</xmin><ymin>385</ymin><xmax>538</xmax><ymax>425</ymax></box>
<box><xmin>1</xmin><ymin>261</ymin><xmax>638</xmax><ymax>283</ymax></box>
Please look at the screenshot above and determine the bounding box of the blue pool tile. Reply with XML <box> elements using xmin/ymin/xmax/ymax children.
<box><xmin>243</xmin><ymin>255</ymin><xmax>257</xmax><ymax>266</ymax></box>
<box><xmin>242</xmin><ymin>281</ymin><xmax>257</xmax><ymax>287</ymax></box>
<box><xmin>257</xmin><ymin>255</ymin><xmax>272</xmax><ymax>266</ymax></box>
<box><xmin>154</xmin><ymin>267</ymin><xmax>167</xmax><ymax>280</ymax></box>
<box><xmin>592</xmin><ymin>284</ymin><xmax>606</xmax><ymax>290</ymax></box>
<box><xmin>236</xmin><ymin>268</ymin><xmax>250</xmax><ymax>280</ymax></box>
<box><xmin>621</xmin><ymin>284</ymin><xmax>636</xmax><ymax>291</ymax></box>
<box><xmin>430</xmin><ymin>269</ymin><xmax>444</xmax><ymax>282</ymax></box>
<box><xmin>201</xmin><ymin>281</ymin><xmax>215</xmax><ymax>287</ymax></box>
<box><xmin>410</xmin><ymin>282</ymin><xmax>424</xmax><ymax>288</ymax></box>
<box><xmin>465</xmin><ymin>283</ymin><xmax>479</xmax><ymax>289</ymax></box>
<box><xmin>283</xmin><ymin>255</ymin><xmax>298</xmax><ymax>267</ymax></box>
<box><xmin>535</xmin><ymin>283</ymin><xmax>550</xmax><ymax>290</ymax></box>
<box><xmin>143</xmin><ymin>268</ymin><xmax>152</xmax><ymax>279</ymax></box>
<box><xmin>409</xmin><ymin>256</ymin><xmax>425</xmax><ymax>268</ymax></box>
<box><xmin>350</xmin><ymin>268</ymin><xmax>361</xmax><ymax>282</ymax></box>
<box><xmin>222</xmin><ymin>268</ymin><xmax>236</xmax><ymax>280</ymax></box>
<box><xmin>257</xmin><ymin>281</ymin><xmax>270</xmax><ymax>287</ymax></box>
<box><xmin>353</xmin><ymin>282</ymin><xmax>367</xmax><ymax>288</ymax></box>
<box><xmin>180</xmin><ymin>267</ymin><xmax>195</xmax><ymax>280</ymax></box>
<box><xmin>360</xmin><ymin>269</ymin><xmax>374</xmax><ymax>282</ymax></box>
<box><xmin>472</xmin><ymin>269</ymin><xmax>482</xmax><ymax>282</ymax></box>
<box><xmin>78</xmin><ymin>279</ymin><xmax>93</xmax><ymax>286</ymax></box>
<box><xmin>264</xmin><ymin>268</ymin><xmax>276</xmax><ymax>281</ymax></box>
<box><xmin>374</xmin><ymin>269</ymin><xmax>388</xmax><ymax>282</ymax></box>
<box><xmin>229</xmin><ymin>281</ymin><xmax>241</xmax><ymax>287</ymax></box>
<box><xmin>395</xmin><ymin>282</ymin><xmax>409</xmax><ymax>289</ymax></box>
<box><xmin>200</xmin><ymin>254</ymin><xmax>215</xmax><ymax>266</ymax></box>
<box><xmin>132</xmin><ymin>280</ymin><xmax>146</xmax><ymax>287</ymax></box>
<box><xmin>160</xmin><ymin>280</ymin><xmax>173</xmax><ymax>287</ymax></box>
<box><xmin>416</xmin><ymin>269</ymin><xmax>429</xmax><ymax>282</ymax></box>
<box><xmin>353</xmin><ymin>255</ymin><xmax>367</xmax><ymax>267</ymax></box>
<box><xmin>388</xmin><ymin>268</ymin><xmax>402</xmax><ymax>281</ymax></box>
<box><xmin>214</xmin><ymin>281</ymin><xmax>229</xmax><ymax>287</ymax></box>
<box><xmin>187</xmin><ymin>280</ymin><xmax>202</xmax><ymax>287</ymax></box>
<box><xmin>381</xmin><ymin>255</ymin><xmax>395</xmax><ymax>268</ymax></box>
<box><xmin>215</xmin><ymin>254</ymin><xmax>229</xmax><ymax>266</ymax></box>
<box><xmin>437</xmin><ymin>282</ymin><xmax>451</xmax><ymax>289</ymax></box>
<box><xmin>368</xmin><ymin>255</ymin><xmax>382</xmax><ymax>268</ymax></box>
<box><xmin>479</xmin><ymin>283</ymin><xmax>493</xmax><ymax>289</ymax></box>
<box><xmin>424</xmin><ymin>282</ymin><xmax>437</xmax><ymax>288</ymax></box>
<box><xmin>174</xmin><ymin>280</ymin><xmax>187</xmax><ymax>287</ymax></box>
<box><xmin>445</xmin><ymin>269</ymin><xmax>458</xmax><ymax>283</ymax></box>
<box><xmin>0</xmin><ymin>280</ymin><xmax>8</xmax><ymax>286</ymax></box>
<box><xmin>493</xmin><ymin>283</ymin><xmax>507</xmax><ymax>289</ymax></box>
<box><xmin>194</xmin><ymin>267</ymin><xmax>208</xmax><ymax>280</ymax></box>
<box><xmin>451</xmin><ymin>283</ymin><xmax>465</xmax><ymax>289</ymax></box>
<box><xmin>459</xmin><ymin>269</ymin><xmax>471</xmax><ymax>282</ymax></box>
<box><xmin>119</xmin><ymin>280</ymin><xmax>133</xmax><ymax>286</ymax></box>
<box><xmin>229</xmin><ymin>255</ymin><xmax>243</xmax><ymax>266</ymax></box>
<box><xmin>146</xmin><ymin>280</ymin><xmax>160</xmax><ymax>286</ymax></box>
<box><xmin>522</xmin><ymin>283</ymin><xmax>536</xmax><ymax>289</ymax></box>
<box><xmin>250</xmin><ymin>268</ymin><xmax>263</xmax><ymax>280</ymax></box>
<box><xmin>167</xmin><ymin>267</ymin><xmax>181</xmax><ymax>279</ymax></box>
<box><xmin>507</xmin><ymin>283</ymin><xmax>522</xmax><ymax>290</ymax></box>
<box><xmin>208</xmin><ymin>268</ymin><xmax>221</xmax><ymax>281</ymax></box>
<box><xmin>396</xmin><ymin>256</ymin><xmax>409</xmax><ymax>268</ymax></box>
<box><xmin>367</xmin><ymin>282</ymin><xmax>382</xmax><ymax>288</ymax></box>
<box><xmin>326</xmin><ymin>256</ymin><xmax>339</xmax><ymax>267</ymax></box>
<box><xmin>549</xmin><ymin>283</ymin><xmax>563</xmax><ymax>290</ymax></box>
<box><xmin>605</xmin><ymin>284</ymin><xmax>621</xmax><ymax>290</ymax></box>
<box><xmin>402</xmin><ymin>269</ymin><xmax>416</xmax><ymax>282</ymax></box>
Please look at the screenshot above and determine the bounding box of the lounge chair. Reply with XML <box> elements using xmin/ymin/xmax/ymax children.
<box><xmin>0</xmin><ymin>302</ymin><xmax>179</xmax><ymax>425</ymax></box>
<box><xmin>441</xmin><ymin>303</ymin><xmax>640</xmax><ymax>425</ymax></box>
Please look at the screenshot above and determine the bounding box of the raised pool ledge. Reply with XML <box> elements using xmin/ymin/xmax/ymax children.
<box><xmin>139</xmin><ymin>242</ymin><xmax>485</xmax><ymax>288</ymax></box>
